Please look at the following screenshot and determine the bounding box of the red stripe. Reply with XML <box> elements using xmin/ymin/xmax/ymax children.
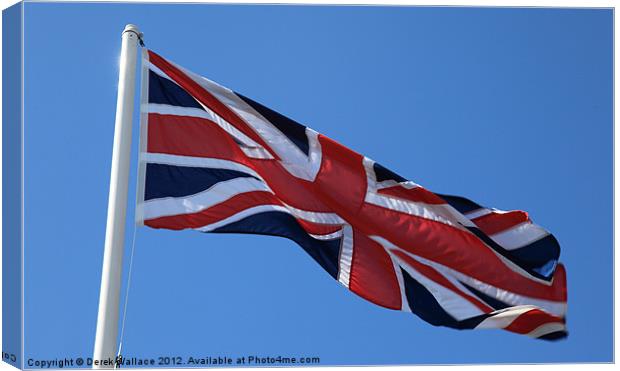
<box><xmin>144</xmin><ymin>191</ymin><xmax>281</xmax><ymax>230</ymax></box>
<box><xmin>249</xmin><ymin>160</ymin><xmax>333</xmax><ymax>212</ymax></box>
<box><xmin>378</xmin><ymin>186</ymin><xmax>446</xmax><ymax>205</ymax></box>
<box><xmin>148</xmin><ymin>50</ymin><xmax>278</xmax><ymax>159</ymax></box>
<box><xmin>504</xmin><ymin>308</ymin><xmax>564</xmax><ymax>335</ymax></box>
<box><xmin>357</xmin><ymin>203</ymin><xmax>566</xmax><ymax>302</ymax></box>
<box><xmin>391</xmin><ymin>249</ymin><xmax>493</xmax><ymax>313</ymax></box>
<box><xmin>295</xmin><ymin>219</ymin><xmax>342</xmax><ymax>236</ymax></box>
<box><xmin>147</xmin><ymin>113</ymin><xmax>333</xmax><ymax>213</ymax></box>
<box><xmin>349</xmin><ymin>232</ymin><xmax>402</xmax><ymax>310</ymax></box>
<box><xmin>553</xmin><ymin>263</ymin><xmax>568</xmax><ymax>301</ymax></box>
<box><xmin>471</xmin><ymin>210</ymin><xmax>530</xmax><ymax>235</ymax></box>
<box><xmin>313</xmin><ymin>134</ymin><xmax>367</xmax><ymax>212</ymax></box>
<box><xmin>148</xmin><ymin>113</ymin><xmax>250</xmax><ymax>163</ymax></box>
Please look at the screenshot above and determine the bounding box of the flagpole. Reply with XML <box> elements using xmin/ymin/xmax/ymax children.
<box><xmin>93</xmin><ymin>24</ymin><xmax>142</xmax><ymax>369</ymax></box>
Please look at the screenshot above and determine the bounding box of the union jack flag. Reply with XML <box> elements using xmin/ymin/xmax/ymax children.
<box><xmin>136</xmin><ymin>50</ymin><xmax>568</xmax><ymax>340</ymax></box>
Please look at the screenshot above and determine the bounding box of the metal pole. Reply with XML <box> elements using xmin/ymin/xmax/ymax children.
<box><xmin>93</xmin><ymin>24</ymin><xmax>142</xmax><ymax>368</ymax></box>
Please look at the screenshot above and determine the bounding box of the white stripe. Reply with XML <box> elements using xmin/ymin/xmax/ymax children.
<box><xmin>363</xmin><ymin>158</ymin><xmax>475</xmax><ymax>229</ymax></box>
<box><xmin>370</xmin><ymin>235</ymin><xmax>566</xmax><ymax>316</ymax></box>
<box><xmin>474</xmin><ymin>305</ymin><xmax>540</xmax><ymax>329</ymax></box>
<box><xmin>464</xmin><ymin>208</ymin><xmax>492</xmax><ymax>219</ymax></box>
<box><xmin>141</xmin><ymin>177</ymin><xmax>272</xmax><ymax>220</ymax></box>
<box><xmin>375</xmin><ymin>179</ymin><xmax>401</xmax><ymax>189</ymax></box>
<box><xmin>399</xmin><ymin>181</ymin><xmax>421</xmax><ymax>189</ymax></box>
<box><xmin>362</xmin><ymin>157</ymin><xmax>377</xmax><ymax>183</ymax></box>
<box><xmin>282</xmin><ymin>203</ymin><xmax>345</xmax><ymax>225</ymax></box>
<box><xmin>376</xmin><ymin>179</ymin><xmax>421</xmax><ymax>190</ymax></box>
<box><xmin>142</xmin><ymin>152</ymin><xmax>261</xmax><ymax>179</ymax></box>
<box><xmin>196</xmin><ymin>205</ymin><xmax>289</xmax><ymax>232</ymax></box>
<box><xmin>304</xmin><ymin>128</ymin><xmax>323</xmax><ymax>180</ymax></box>
<box><xmin>385</xmin><ymin>250</ymin><xmax>411</xmax><ymax>312</ymax></box>
<box><xmin>145</xmin><ymin>103</ymin><xmax>272</xmax><ymax>159</ymax></box>
<box><xmin>175</xmin><ymin>63</ymin><xmax>323</xmax><ymax>181</ymax></box>
<box><xmin>240</xmin><ymin>146</ymin><xmax>272</xmax><ymax>159</ymax></box>
<box><xmin>146</xmin><ymin>103</ymin><xmax>213</xmax><ymax>121</ymax></box>
<box><xmin>363</xmin><ymin>156</ymin><xmax>419</xmax><ymax>190</ymax></box>
<box><xmin>148</xmin><ymin>61</ymin><xmax>173</xmax><ymax>82</ymax></box>
<box><xmin>337</xmin><ymin>225</ymin><xmax>354</xmax><ymax>288</ymax></box>
<box><xmin>309</xmin><ymin>229</ymin><xmax>344</xmax><ymax>240</ymax></box>
<box><xmin>195</xmin><ymin>204</ymin><xmax>349</xmax><ymax>241</ymax></box>
<box><xmin>365</xmin><ymin>192</ymin><xmax>464</xmax><ymax>229</ymax></box>
<box><xmin>396</xmin><ymin>256</ymin><xmax>486</xmax><ymax>321</ymax></box>
<box><xmin>490</xmin><ymin>222</ymin><xmax>550</xmax><ymax>250</ymax></box>
<box><xmin>526</xmin><ymin>322</ymin><xmax>565</xmax><ymax>338</ymax></box>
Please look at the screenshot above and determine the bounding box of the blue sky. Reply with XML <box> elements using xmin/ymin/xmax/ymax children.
<box><xmin>22</xmin><ymin>3</ymin><xmax>612</xmax><ymax>366</ymax></box>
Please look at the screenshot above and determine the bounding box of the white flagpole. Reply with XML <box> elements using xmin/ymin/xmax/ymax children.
<box><xmin>93</xmin><ymin>24</ymin><xmax>142</xmax><ymax>368</ymax></box>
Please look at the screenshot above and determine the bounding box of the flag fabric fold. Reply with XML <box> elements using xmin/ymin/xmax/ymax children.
<box><xmin>137</xmin><ymin>49</ymin><xmax>568</xmax><ymax>340</ymax></box>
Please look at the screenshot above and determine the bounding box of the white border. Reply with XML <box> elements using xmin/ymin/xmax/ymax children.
<box><xmin>135</xmin><ymin>48</ymin><xmax>149</xmax><ymax>225</ymax></box>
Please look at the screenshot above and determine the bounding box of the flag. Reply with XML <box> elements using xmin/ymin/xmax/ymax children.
<box><xmin>136</xmin><ymin>49</ymin><xmax>568</xmax><ymax>340</ymax></box>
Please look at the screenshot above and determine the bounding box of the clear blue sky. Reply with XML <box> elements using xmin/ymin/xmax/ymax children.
<box><xmin>22</xmin><ymin>3</ymin><xmax>612</xmax><ymax>365</ymax></box>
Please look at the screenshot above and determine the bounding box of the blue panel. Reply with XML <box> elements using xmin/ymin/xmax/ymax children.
<box><xmin>401</xmin><ymin>268</ymin><xmax>489</xmax><ymax>330</ymax></box>
<box><xmin>465</xmin><ymin>226</ymin><xmax>555</xmax><ymax>282</ymax></box>
<box><xmin>510</xmin><ymin>234</ymin><xmax>561</xmax><ymax>274</ymax></box>
<box><xmin>437</xmin><ymin>194</ymin><xmax>483</xmax><ymax>214</ymax></box>
<box><xmin>373</xmin><ymin>162</ymin><xmax>407</xmax><ymax>183</ymax></box>
<box><xmin>144</xmin><ymin>163</ymin><xmax>258</xmax><ymax>201</ymax></box>
<box><xmin>2</xmin><ymin>3</ymin><xmax>22</xmax><ymax>369</ymax></box>
<box><xmin>211</xmin><ymin>211</ymin><xmax>341</xmax><ymax>279</ymax></box>
<box><xmin>149</xmin><ymin>70</ymin><xmax>204</xmax><ymax>109</ymax></box>
<box><xmin>401</xmin><ymin>270</ymin><xmax>566</xmax><ymax>340</ymax></box>
<box><xmin>459</xmin><ymin>281</ymin><xmax>510</xmax><ymax>310</ymax></box>
<box><xmin>539</xmin><ymin>331</ymin><xmax>569</xmax><ymax>340</ymax></box>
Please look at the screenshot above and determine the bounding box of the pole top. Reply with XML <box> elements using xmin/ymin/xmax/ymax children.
<box><xmin>122</xmin><ymin>24</ymin><xmax>144</xmax><ymax>45</ymax></box>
